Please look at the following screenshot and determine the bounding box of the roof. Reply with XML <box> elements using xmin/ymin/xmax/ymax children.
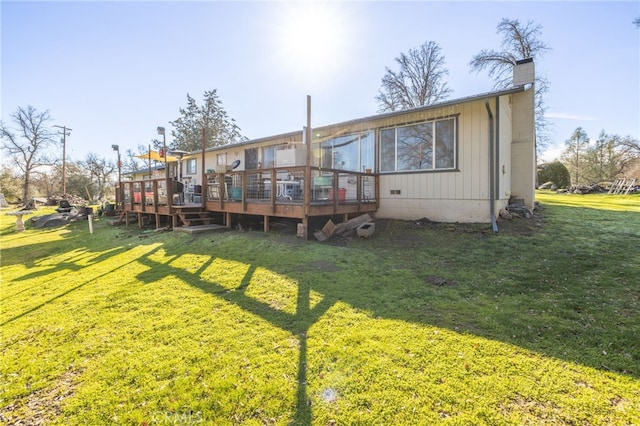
<box><xmin>189</xmin><ymin>84</ymin><xmax>529</xmax><ymax>155</ymax></box>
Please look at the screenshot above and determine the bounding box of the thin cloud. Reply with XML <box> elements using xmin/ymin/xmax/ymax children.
<box><xmin>546</xmin><ymin>112</ymin><xmax>597</xmax><ymax>121</ymax></box>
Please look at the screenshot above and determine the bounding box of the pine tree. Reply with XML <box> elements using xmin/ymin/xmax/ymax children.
<box><xmin>170</xmin><ymin>90</ymin><xmax>245</xmax><ymax>152</ymax></box>
<box><xmin>584</xmin><ymin>131</ymin><xmax>621</xmax><ymax>183</ymax></box>
<box><xmin>561</xmin><ymin>127</ymin><xmax>589</xmax><ymax>185</ymax></box>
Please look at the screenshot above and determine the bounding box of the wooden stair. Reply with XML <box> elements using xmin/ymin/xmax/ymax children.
<box><xmin>116</xmin><ymin>210</ymin><xmax>137</xmax><ymax>225</ymax></box>
<box><xmin>177</xmin><ymin>211</ymin><xmax>217</xmax><ymax>227</ymax></box>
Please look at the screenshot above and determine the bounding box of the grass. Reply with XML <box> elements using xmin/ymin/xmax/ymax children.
<box><xmin>1</xmin><ymin>192</ymin><xmax>639</xmax><ymax>425</ymax></box>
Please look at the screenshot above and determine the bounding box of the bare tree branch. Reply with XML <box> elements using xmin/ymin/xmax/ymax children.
<box><xmin>0</xmin><ymin>106</ymin><xmax>55</xmax><ymax>201</ymax></box>
<box><xmin>376</xmin><ymin>41</ymin><xmax>452</xmax><ymax>113</ymax></box>
<box><xmin>469</xmin><ymin>18</ymin><xmax>551</xmax><ymax>152</ymax></box>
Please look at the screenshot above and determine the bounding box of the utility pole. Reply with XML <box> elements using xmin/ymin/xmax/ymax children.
<box><xmin>53</xmin><ymin>125</ymin><xmax>72</xmax><ymax>194</ymax></box>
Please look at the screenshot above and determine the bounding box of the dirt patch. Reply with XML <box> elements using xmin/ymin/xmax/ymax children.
<box><xmin>425</xmin><ymin>275</ymin><xmax>457</xmax><ymax>287</ymax></box>
<box><xmin>0</xmin><ymin>369</ymin><xmax>80</xmax><ymax>425</ymax></box>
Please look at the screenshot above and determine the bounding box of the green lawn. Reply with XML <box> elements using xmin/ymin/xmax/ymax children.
<box><xmin>1</xmin><ymin>192</ymin><xmax>639</xmax><ymax>425</ymax></box>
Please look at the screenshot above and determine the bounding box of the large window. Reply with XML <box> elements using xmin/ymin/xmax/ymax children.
<box><xmin>380</xmin><ymin>117</ymin><xmax>456</xmax><ymax>172</ymax></box>
<box><xmin>318</xmin><ymin>131</ymin><xmax>375</xmax><ymax>172</ymax></box>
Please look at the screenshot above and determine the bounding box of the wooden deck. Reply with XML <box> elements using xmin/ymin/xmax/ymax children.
<box><xmin>115</xmin><ymin>166</ymin><xmax>378</xmax><ymax>236</ymax></box>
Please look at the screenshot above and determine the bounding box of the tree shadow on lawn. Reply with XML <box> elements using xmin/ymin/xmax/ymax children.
<box><xmin>5</xmin><ymin>209</ymin><xmax>637</xmax><ymax>422</ymax></box>
<box><xmin>1</xmin><ymin>222</ymin><xmax>144</xmax><ymax>326</ymax></box>
<box><xmin>130</xmin><ymin>211</ymin><xmax>639</xmax><ymax>422</ymax></box>
<box><xmin>134</xmin><ymin>249</ymin><xmax>333</xmax><ymax>424</ymax></box>
<box><xmin>1</xmin><ymin>246</ymin><xmax>136</xmax><ymax>327</ymax></box>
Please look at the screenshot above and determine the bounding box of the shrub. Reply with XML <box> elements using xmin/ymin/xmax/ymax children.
<box><xmin>538</xmin><ymin>161</ymin><xmax>571</xmax><ymax>188</ymax></box>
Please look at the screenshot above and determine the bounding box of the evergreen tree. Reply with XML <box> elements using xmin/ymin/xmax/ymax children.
<box><xmin>561</xmin><ymin>127</ymin><xmax>589</xmax><ymax>185</ymax></box>
<box><xmin>583</xmin><ymin>131</ymin><xmax>621</xmax><ymax>183</ymax></box>
<box><xmin>170</xmin><ymin>90</ymin><xmax>245</xmax><ymax>152</ymax></box>
<box><xmin>537</xmin><ymin>161</ymin><xmax>570</xmax><ymax>188</ymax></box>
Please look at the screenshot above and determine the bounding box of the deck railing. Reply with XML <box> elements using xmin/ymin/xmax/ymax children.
<box><xmin>115</xmin><ymin>166</ymin><xmax>377</xmax><ymax>212</ymax></box>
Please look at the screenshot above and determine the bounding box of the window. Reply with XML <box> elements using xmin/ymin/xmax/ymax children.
<box><xmin>216</xmin><ymin>153</ymin><xmax>227</xmax><ymax>166</ymax></box>
<box><xmin>262</xmin><ymin>146</ymin><xmax>276</xmax><ymax>168</ymax></box>
<box><xmin>245</xmin><ymin>148</ymin><xmax>258</xmax><ymax>170</ymax></box>
<box><xmin>186</xmin><ymin>158</ymin><xmax>197</xmax><ymax>175</ymax></box>
<box><xmin>380</xmin><ymin>117</ymin><xmax>456</xmax><ymax>172</ymax></box>
<box><xmin>360</xmin><ymin>132</ymin><xmax>374</xmax><ymax>173</ymax></box>
<box><xmin>318</xmin><ymin>131</ymin><xmax>375</xmax><ymax>172</ymax></box>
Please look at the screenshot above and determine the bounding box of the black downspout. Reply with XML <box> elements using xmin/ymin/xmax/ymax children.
<box><xmin>485</xmin><ymin>99</ymin><xmax>498</xmax><ymax>233</ymax></box>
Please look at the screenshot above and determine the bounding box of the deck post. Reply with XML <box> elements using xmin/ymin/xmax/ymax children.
<box><xmin>304</xmin><ymin>95</ymin><xmax>312</xmax><ymax>235</ymax></box>
<box><xmin>201</xmin><ymin>127</ymin><xmax>207</xmax><ymax>209</ymax></box>
<box><xmin>226</xmin><ymin>212</ymin><xmax>232</xmax><ymax>229</ymax></box>
<box><xmin>270</xmin><ymin>169</ymin><xmax>277</xmax><ymax>212</ymax></box>
<box><xmin>302</xmin><ymin>216</ymin><xmax>309</xmax><ymax>240</ymax></box>
<box><xmin>263</xmin><ymin>215</ymin><xmax>270</xmax><ymax>232</ymax></box>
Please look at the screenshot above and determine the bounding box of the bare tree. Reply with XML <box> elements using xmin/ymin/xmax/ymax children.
<box><xmin>84</xmin><ymin>153</ymin><xmax>116</xmax><ymax>200</ymax></box>
<box><xmin>615</xmin><ymin>135</ymin><xmax>640</xmax><ymax>156</ymax></box>
<box><xmin>376</xmin><ymin>41</ymin><xmax>452</xmax><ymax>112</ymax></box>
<box><xmin>0</xmin><ymin>106</ymin><xmax>55</xmax><ymax>202</ymax></box>
<box><xmin>64</xmin><ymin>161</ymin><xmax>93</xmax><ymax>199</ymax></box>
<box><xmin>469</xmin><ymin>18</ymin><xmax>551</xmax><ymax>151</ymax></box>
<box><xmin>613</xmin><ymin>135</ymin><xmax>640</xmax><ymax>177</ymax></box>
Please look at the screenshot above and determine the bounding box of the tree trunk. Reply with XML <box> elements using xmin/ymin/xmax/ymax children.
<box><xmin>22</xmin><ymin>170</ymin><xmax>31</xmax><ymax>203</ymax></box>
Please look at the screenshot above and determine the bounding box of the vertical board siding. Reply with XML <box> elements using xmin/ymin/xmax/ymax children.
<box><xmin>499</xmin><ymin>96</ymin><xmax>513</xmax><ymax>200</ymax></box>
<box><xmin>379</xmin><ymin>99</ymin><xmax>493</xmax><ymax>203</ymax></box>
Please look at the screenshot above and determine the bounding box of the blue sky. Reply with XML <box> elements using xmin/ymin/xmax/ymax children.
<box><xmin>2</xmin><ymin>1</ymin><xmax>639</xmax><ymax>165</ymax></box>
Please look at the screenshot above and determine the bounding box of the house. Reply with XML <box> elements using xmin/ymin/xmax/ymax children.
<box><xmin>116</xmin><ymin>59</ymin><xmax>535</xmax><ymax>233</ymax></box>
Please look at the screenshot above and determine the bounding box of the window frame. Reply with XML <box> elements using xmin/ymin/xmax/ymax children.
<box><xmin>317</xmin><ymin>131</ymin><xmax>375</xmax><ymax>172</ymax></box>
<box><xmin>379</xmin><ymin>115</ymin><xmax>458</xmax><ymax>173</ymax></box>
<box><xmin>186</xmin><ymin>158</ymin><xmax>197</xmax><ymax>175</ymax></box>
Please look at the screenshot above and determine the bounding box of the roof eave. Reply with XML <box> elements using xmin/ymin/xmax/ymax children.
<box><xmin>189</xmin><ymin>85</ymin><xmax>528</xmax><ymax>154</ymax></box>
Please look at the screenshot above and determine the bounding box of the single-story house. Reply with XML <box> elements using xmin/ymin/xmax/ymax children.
<box><xmin>165</xmin><ymin>59</ymin><xmax>535</xmax><ymax>228</ymax></box>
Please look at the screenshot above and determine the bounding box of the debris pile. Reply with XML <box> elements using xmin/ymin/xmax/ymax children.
<box><xmin>314</xmin><ymin>214</ymin><xmax>374</xmax><ymax>241</ymax></box>
<box><xmin>499</xmin><ymin>197</ymin><xmax>541</xmax><ymax>220</ymax></box>
<box><xmin>537</xmin><ymin>181</ymin><xmax>558</xmax><ymax>190</ymax></box>
<box><xmin>29</xmin><ymin>208</ymin><xmax>93</xmax><ymax>229</ymax></box>
<box><xmin>47</xmin><ymin>195</ymin><xmax>87</xmax><ymax>207</ymax></box>
<box><xmin>558</xmin><ymin>184</ymin><xmax>608</xmax><ymax>194</ymax></box>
